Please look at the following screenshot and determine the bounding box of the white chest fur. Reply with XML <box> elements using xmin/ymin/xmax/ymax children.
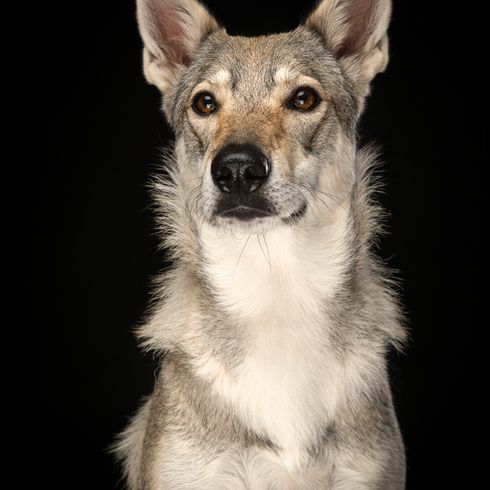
<box><xmin>198</xmin><ymin>210</ymin><xmax>356</xmax><ymax>470</ymax></box>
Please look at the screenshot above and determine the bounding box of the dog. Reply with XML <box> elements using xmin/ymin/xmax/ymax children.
<box><xmin>114</xmin><ymin>0</ymin><xmax>407</xmax><ymax>488</ymax></box>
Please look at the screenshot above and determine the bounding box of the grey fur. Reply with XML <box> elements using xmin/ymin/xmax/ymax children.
<box><xmin>114</xmin><ymin>1</ymin><xmax>406</xmax><ymax>488</ymax></box>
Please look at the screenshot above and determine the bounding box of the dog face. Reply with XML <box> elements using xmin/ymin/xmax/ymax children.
<box><xmin>137</xmin><ymin>0</ymin><xmax>391</xmax><ymax>231</ymax></box>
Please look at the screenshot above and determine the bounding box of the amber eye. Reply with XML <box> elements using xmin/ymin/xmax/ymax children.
<box><xmin>192</xmin><ymin>92</ymin><xmax>218</xmax><ymax>115</ymax></box>
<box><xmin>287</xmin><ymin>87</ymin><xmax>321</xmax><ymax>111</ymax></box>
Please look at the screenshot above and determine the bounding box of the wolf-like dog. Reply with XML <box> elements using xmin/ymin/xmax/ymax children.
<box><xmin>114</xmin><ymin>0</ymin><xmax>407</xmax><ymax>488</ymax></box>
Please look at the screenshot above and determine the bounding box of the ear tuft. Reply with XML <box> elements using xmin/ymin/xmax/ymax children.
<box><xmin>136</xmin><ymin>0</ymin><xmax>220</xmax><ymax>92</ymax></box>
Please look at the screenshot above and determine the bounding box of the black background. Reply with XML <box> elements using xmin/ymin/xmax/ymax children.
<box><xmin>25</xmin><ymin>0</ymin><xmax>486</xmax><ymax>488</ymax></box>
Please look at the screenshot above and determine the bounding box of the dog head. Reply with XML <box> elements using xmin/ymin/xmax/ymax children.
<box><xmin>137</xmin><ymin>0</ymin><xmax>391</xmax><ymax>232</ymax></box>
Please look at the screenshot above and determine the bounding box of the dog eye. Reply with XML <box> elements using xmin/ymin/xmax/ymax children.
<box><xmin>287</xmin><ymin>87</ymin><xmax>320</xmax><ymax>112</ymax></box>
<box><xmin>192</xmin><ymin>92</ymin><xmax>218</xmax><ymax>116</ymax></box>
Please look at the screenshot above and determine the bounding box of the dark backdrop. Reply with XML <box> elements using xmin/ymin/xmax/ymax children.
<box><xmin>26</xmin><ymin>0</ymin><xmax>486</xmax><ymax>488</ymax></box>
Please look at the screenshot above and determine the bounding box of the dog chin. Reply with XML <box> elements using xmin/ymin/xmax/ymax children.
<box><xmin>211</xmin><ymin>214</ymin><xmax>280</xmax><ymax>233</ymax></box>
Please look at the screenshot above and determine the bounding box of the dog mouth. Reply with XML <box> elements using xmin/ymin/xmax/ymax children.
<box><xmin>214</xmin><ymin>194</ymin><xmax>275</xmax><ymax>222</ymax></box>
<box><xmin>218</xmin><ymin>205</ymin><xmax>274</xmax><ymax>221</ymax></box>
<box><xmin>213</xmin><ymin>195</ymin><xmax>308</xmax><ymax>225</ymax></box>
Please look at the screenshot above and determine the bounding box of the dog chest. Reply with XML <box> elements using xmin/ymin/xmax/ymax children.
<box><xmin>197</xmin><ymin>223</ymin><xmax>355</xmax><ymax>469</ymax></box>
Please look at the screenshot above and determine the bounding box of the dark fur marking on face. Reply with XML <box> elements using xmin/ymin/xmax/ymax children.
<box><xmin>304</xmin><ymin>108</ymin><xmax>330</xmax><ymax>154</ymax></box>
<box><xmin>229</xmin><ymin>65</ymin><xmax>240</xmax><ymax>92</ymax></box>
<box><xmin>186</xmin><ymin>118</ymin><xmax>206</xmax><ymax>154</ymax></box>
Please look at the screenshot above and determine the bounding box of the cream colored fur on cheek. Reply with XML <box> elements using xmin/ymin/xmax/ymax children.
<box><xmin>198</xmin><ymin>208</ymin><xmax>355</xmax><ymax>470</ymax></box>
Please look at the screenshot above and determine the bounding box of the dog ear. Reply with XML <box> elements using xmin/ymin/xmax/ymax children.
<box><xmin>136</xmin><ymin>0</ymin><xmax>220</xmax><ymax>92</ymax></box>
<box><xmin>305</xmin><ymin>0</ymin><xmax>391</xmax><ymax>95</ymax></box>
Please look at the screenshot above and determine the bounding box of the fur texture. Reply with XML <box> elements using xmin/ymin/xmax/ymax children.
<box><xmin>114</xmin><ymin>1</ymin><xmax>407</xmax><ymax>488</ymax></box>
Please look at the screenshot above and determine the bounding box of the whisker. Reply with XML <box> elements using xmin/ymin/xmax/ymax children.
<box><xmin>185</xmin><ymin>184</ymin><xmax>203</xmax><ymax>218</ymax></box>
<box><xmin>261</xmin><ymin>232</ymin><xmax>272</xmax><ymax>282</ymax></box>
<box><xmin>292</xmin><ymin>179</ymin><xmax>345</xmax><ymax>209</ymax></box>
<box><xmin>288</xmin><ymin>182</ymin><xmax>316</xmax><ymax>208</ymax></box>
<box><xmin>256</xmin><ymin>233</ymin><xmax>271</xmax><ymax>272</ymax></box>
<box><xmin>195</xmin><ymin>196</ymin><xmax>211</xmax><ymax>231</ymax></box>
<box><xmin>190</xmin><ymin>192</ymin><xmax>206</xmax><ymax>223</ymax></box>
<box><xmin>290</xmin><ymin>180</ymin><xmax>334</xmax><ymax>212</ymax></box>
<box><xmin>233</xmin><ymin>233</ymin><xmax>252</xmax><ymax>277</ymax></box>
<box><xmin>262</xmin><ymin>232</ymin><xmax>271</xmax><ymax>269</ymax></box>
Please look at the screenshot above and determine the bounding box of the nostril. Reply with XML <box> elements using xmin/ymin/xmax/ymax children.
<box><xmin>243</xmin><ymin>163</ymin><xmax>268</xmax><ymax>192</ymax></box>
<box><xmin>214</xmin><ymin>165</ymin><xmax>233</xmax><ymax>192</ymax></box>
<box><xmin>244</xmin><ymin>163</ymin><xmax>267</xmax><ymax>180</ymax></box>
<box><xmin>216</xmin><ymin>165</ymin><xmax>232</xmax><ymax>181</ymax></box>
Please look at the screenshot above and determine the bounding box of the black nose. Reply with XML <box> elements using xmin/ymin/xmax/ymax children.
<box><xmin>211</xmin><ymin>143</ymin><xmax>270</xmax><ymax>193</ymax></box>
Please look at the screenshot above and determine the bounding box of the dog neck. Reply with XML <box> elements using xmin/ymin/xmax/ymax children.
<box><xmin>198</xmin><ymin>199</ymin><xmax>353</xmax><ymax>329</ymax></box>
<box><xmin>195</xmin><ymin>195</ymin><xmax>368</xmax><ymax>469</ymax></box>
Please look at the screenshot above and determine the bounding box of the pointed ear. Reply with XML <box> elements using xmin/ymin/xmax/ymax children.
<box><xmin>305</xmin><ymin>0</ymin><xmax>391</xmax><ymax>95</ymax></box>
<box><xmin>136</xmin><ymin>0</ymin><xmax>220</xmax><ymax>92</ymax></box>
